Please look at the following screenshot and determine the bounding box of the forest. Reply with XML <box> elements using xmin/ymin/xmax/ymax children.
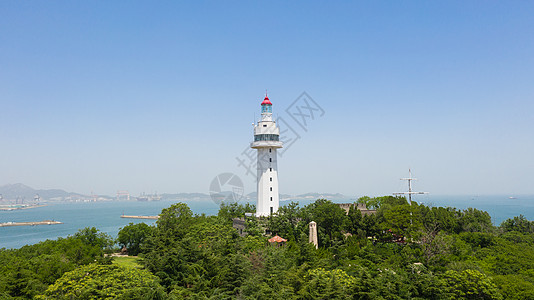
<box><xmin>1</xmin><ymin>196</ymin><xmax>534</xmax><ymax>299</ymax></box>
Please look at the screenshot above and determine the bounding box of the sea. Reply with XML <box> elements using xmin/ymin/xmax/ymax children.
<box><xmin>1</xmin><ymin>195</ymin><xmax>533</xmax><ymax>249</ymax></box>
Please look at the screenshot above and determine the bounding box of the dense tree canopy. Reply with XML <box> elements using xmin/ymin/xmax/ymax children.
<box><xmin>2</xmin><ymin>198</ymin><xmax>534</xmax><ymax>299</ymax></box>
<box><xmin>36</xmin><ymin>264</ymin><xmax>165</xmax><ymax>300</ymax></box>
<box><xmin>0</xmin><ymin>227</ymin><xmax>113</xmax><ymax>299</ymax></box>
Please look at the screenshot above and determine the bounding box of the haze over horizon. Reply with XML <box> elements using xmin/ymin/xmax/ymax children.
<box><xmin>1</xmin><ymin>2</ymin><xmax>533</xmax><ymax>197</ymax></box>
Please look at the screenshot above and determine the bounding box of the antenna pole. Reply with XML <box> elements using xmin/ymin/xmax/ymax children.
<box><xmin>408</xmin><ymin>169</ymin><xmax>412</xmax><ymax>203</ymax></box>
<box><xmin>393</xmin><ymin>169</ymin><xmax>429</xmax><ymax>226</ymax></box>
<box><xmin>393</xmin><ymin>168</ymin><xmax>427</xmax><ymax>205</ymax></box>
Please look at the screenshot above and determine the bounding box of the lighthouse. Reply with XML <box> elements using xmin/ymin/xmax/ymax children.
<box><xmin>251</xmin><ymin>94</ymin><xmax>283</xmax><ymax>217</ymax></box>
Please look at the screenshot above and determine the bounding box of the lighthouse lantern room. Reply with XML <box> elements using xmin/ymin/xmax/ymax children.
<box><xmin>251</xmin><ymin>94</ymin><xmax>283</xmax><ymax>217</ymax></box>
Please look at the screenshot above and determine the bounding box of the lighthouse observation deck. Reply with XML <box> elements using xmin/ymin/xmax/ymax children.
<box><xmin>251</xmin><ymin>140</ymin><xmax>283</xmax><ymax>148</ymax></box>
<box><xmin>251</xmin><ymin>133</ymin><xmax>282</xmax><ymax>148</ymax></box>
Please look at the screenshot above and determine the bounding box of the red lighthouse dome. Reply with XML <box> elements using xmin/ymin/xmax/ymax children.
<box><xmin>260</xmin><ymin>93</ymin><xmax>273</xmax><ymax>114</ymax></box>
<box><xmin>261</xmin><ymin>96</ymin><xmax>272</xmax><ymax>106</ymax></box>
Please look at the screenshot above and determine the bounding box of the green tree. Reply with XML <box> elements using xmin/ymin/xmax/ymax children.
<box><xmin>381</xmin><ymin>204</ymin><xmax>421</xmax><ymax>238</ymax></box>
<box><xmin>500</xmin><ymin>215</ymin><xmax>534</xmax><ymax>234</ymax></box>
<box><xmin>154</xmin><ymin>202</ymin><xmax>194</xmax><ymax>239</ymax></box>
<box><xmin>268</xmin><ymin>201</ymin><xmax>302</xmax><ymax>240</ymax></box>
<box><xmin>117</xmin><ymin>222</ymin><xmax>153</xmax><ymax>255</ymax></box>
<box><xmin>74</xmin><ymin>227</ymin><xmax>114</xmax><ymax>251</ymax></box>
<box><xmin>298</xmin><ymin>268</ymin><xmax>356</xmax><ymax>299</ymax></box>
<box><xmin>459</xmin><ymin>208</ymin><xmax>494</xmax><ymax>233</ymax></box>
<box><xmin>357</xmin><ymin>196</ymin><xmax>376</xmax><ymax>209</ymax></box>
<box><xmin>0</xmin><ymin>228</ymin><xmax>113</xmax><ymax>299</ymax></box>
<box><xmin>301</xmin><ymin>199</ymin><xmax>347</xmax><ymax>246</ymax></box>
<box><xmin>442</xmin><ymin>269</ymin><xmax>503</xmax><ymax>300</ymax></box>
<box><xmin>492</xmin><ymin>274</ymin><xmax>534</xmax><ymax>300</ymax></box>
<box><xmin>361</xmin><ymin>213</ymin><xmax>380</xmax><ymax>238</ymax></box>
<box><xmin>218</xmin><ymin>202</ymin><xmax>256</xmax><ymax>225</ymax></box>
<box><xmin>357</xmin><ymin>195</ymin><xmax>407</xmax><ymax>210</ymax></box>
<box><xmin>420</xmin><ymin>206</ymin><xmax>461</xmax><ymax>235</ymax></box>
<box><xmin>345</xmin><ymin>204</ymin><xmax>363</xmax><ymax>235</ymax></box>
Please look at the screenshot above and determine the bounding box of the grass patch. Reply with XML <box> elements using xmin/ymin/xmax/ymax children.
<box><xmin>112</xmin><ymin>256</ymin><xmax>141</xmax><ymax>268</ymax></box>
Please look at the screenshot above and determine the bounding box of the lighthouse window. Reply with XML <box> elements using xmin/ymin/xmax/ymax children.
<box><xmin>270</xmin><ymin>177</ymin><xmax>272</xmax><ymax>182</ymax></box>
<box><xmin>270</xmin><ymin>168</ymin><xmax>272</xmax><ymax>172</ymax></box>
<box><xmin>270</xmin><ymin>207</ymin><xmax>273</xmax><ymax>214</ymax></box>
<box><xmin>270</xmin><ymin>197</ymin><xmax>273</xmax><ymax>201</ymax></box>
<box><xmin>262</xmin><ymin>105</ymin><xmax>273</xmax><ymax>113</ymax></box>
<box><xmin>263</xmin><ymin>124</ymin><xmax>267</xmax><ymax>127</ymax></box>
<box><xmin>269</xmin><ymin>148</ymin><xmax>272</xmax><ymax>152</ymax></box>
<box><xmin>269</xmin><ymin>158</ymin><xmax>272</xmax><ymax>162</ymax></box>
<box><xmin>270</xmin><ymin>187</ymin><xmax>272</xmax><ymax>191</ymax></box>
<box><xmin>254</xmin><ymin>134</ymin><xmax>279</xmax><ymax>142</ymax></box>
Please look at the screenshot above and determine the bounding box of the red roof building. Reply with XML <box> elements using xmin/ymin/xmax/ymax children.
<box><xmin>268</xmin><ymin>235</ymin><xmax>287</xmax><ymax>243</ymax></box>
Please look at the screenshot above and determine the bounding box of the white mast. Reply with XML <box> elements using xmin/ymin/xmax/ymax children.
<box><xmin>393</xmin><ymin>169</ymin><xmax>428</xmax><ymax>205</ymax></box>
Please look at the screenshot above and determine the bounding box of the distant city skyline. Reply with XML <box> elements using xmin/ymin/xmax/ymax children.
<box><xmin>1</xmin><ymin>2</ymin><xmax>533</xmax><ymax>197</ymax></box>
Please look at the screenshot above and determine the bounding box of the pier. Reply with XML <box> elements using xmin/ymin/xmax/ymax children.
<box><xmin>121</xmin><ymin>215</ymin><xmax>159</xmax><ymax>220</ymax></box>
<box><xmin>0</xmin><ymin>220</ymin><xmax>63</xmax><ymax>227</ymax></box>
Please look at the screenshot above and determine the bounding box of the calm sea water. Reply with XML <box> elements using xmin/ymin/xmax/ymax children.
<box><xmin>0</xmin><ymin>200</ymin><xmax>221</xmax><ymax>249</ymax></box>
<box><xmin>1</xmin><ymin>195</ymin><xmax>533</xmax><ymax>249</ymax></box>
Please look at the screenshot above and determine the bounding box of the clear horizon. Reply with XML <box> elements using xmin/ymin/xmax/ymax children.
<box><xmin>1</xmin><ymin>2</ymin><xmax>533</xmax><ymax>197</ymax></box>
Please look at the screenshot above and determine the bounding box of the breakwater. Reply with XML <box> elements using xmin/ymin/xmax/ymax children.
<box><xmin>0</xmin><ymin>205</ymin><xmax>47</xmax><ymax>211</ymax></box>
<box><xmin>120</xmin><ymin>215</ymin><xmax>159</xmax><ymax>220</ymax></box>
<box><xmin>0</xmin><ymin>220</ymin><xmax>63</xmax><ymax>227</ymax></box>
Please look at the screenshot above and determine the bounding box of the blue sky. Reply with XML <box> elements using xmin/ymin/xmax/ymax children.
<box><xmin>1</xmin><ymin>1</ymin><xmax>533</xmax><ymax>197</ymax></box>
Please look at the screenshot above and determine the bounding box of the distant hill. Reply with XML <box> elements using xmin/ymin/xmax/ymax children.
<box><xmin>0</xmin><ymin>183</ymin><xmax>85</xmax><ymax>201</ymax></box>
<box><xmin>160</xmin><ymin>193</ymin><xmax>210</xmax><ymax>200</ymax></box>
<box><xmin>0</xmin><ymin>183</ymin><xmax>352</xmax><ymax>203</ymax></box>
<box><xmin>246</xmin><ymin>192</ymin><xmax>349</xmax><ymax>200</ymax></box>
<box><xmin>294</xmin><ymin>192</ymin><xmax>348</xmax><ymax>199</ymax></box>
<box><xmin>161</xmin><ymin>192</ymin><xmax>350</xmax><ymax>202</ymax></box>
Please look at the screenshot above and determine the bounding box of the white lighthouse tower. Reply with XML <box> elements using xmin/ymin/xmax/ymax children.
<box><xmin>251</xmin><ymin>94</ymin><xmax>283</xmax><ymax>217</ymax></box>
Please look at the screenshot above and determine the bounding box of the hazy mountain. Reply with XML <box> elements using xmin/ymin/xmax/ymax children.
<box><xmin>0</xmin><ymin>183</ymin><xmax>85</xmax><ymax>201</ymax></box>
<box><xmin>246</xmin><ymin>192</ymin><xmax>292</xmax><ymax>199</ymax></box>
<box><xmin>295</xmin><ymin>192</ymin><xmax>348</xmax><ymax>199</ymax></box>
<box><xmin>0</xmin><ymin>183</ymin><xmax>351</xmax><ymax>203</ymax></box>
<box><xmin>246</xmin><ymin>192</ymin><xmax>348</xmax><ymax>200</ymax></box>
<box><xmin>160</xmin><ymin>193</ymin><xmax>210</xmax><ymax>200</ymax></box>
